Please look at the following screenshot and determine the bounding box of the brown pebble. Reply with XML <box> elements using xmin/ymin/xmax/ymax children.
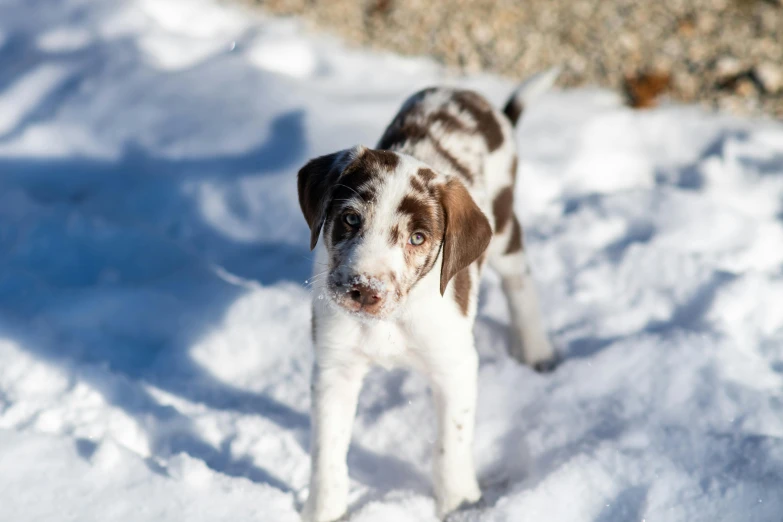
<box><xmin>624</xmin><ymin>70</ymin><xmax>672</xmax><ymax>109</ymax></box>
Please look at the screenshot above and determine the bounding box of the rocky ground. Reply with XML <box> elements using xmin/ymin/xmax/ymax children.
<box><xmin>247</xmin><ymin>0</ymin><xmax>783</xmax><ymax>117</ymax></box>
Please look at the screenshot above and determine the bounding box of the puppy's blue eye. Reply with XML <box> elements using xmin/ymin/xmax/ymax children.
<box><xmin>409</xmin><ymin>232</ymin><xmax>425</xmax><ymax>246</ymax></box>
<box><xmin>343</xmin><ymin>212</ymin><xmax>361</xmax><ymax>227</ymax></box>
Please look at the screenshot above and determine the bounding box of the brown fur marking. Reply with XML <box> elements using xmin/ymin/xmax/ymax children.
<box><xmin>398</xmin><ymin>195</ymin><xmax>428</xmax><ymax>218</ymax></box>
<box><xmin>431</xmin><ymin>138</ymin><xmax>473</xmax><ymax>183</ymax></box>
<box><xmin>377</xmin><ymin>115</ymin><xmax>428</xmax><ymax>150</ymax></box>
<box><xmin>453</xmin><ymin>268</ymin><xmax>471</xmax><ymax>316</ymax></box>
<box><xmin>330</xmin><ymin>149</ymin><xmax>402</xmax><ymax>207</ymax></box>
<box><xmin>429</xmin><ymin>110</ymin><xmax>467</xmax><ymax>134</ymax></box>
<box><xmin>388</xmin><ymin>224</ymin><xmax>401</xmax><ymax>246</ymax></box>
<box><xmin>505</xmin><ymin>215</ymin><xmax>524</xmax><ymax>254</ymax></box>
<box><xmin>453</xmin><ymin>91</ymin><xmax>504</xmax><ymax>152</ymax></box>
<box><xmin>492</xmin><ymin>186</ymin><xmax>514</xmax><ymax>234</ymax></box>
<box><xmin>418</xmin><ymin>167</ymin><xmax>436</xmax><ymax>183</ymax></box>
<box><xmin>332</xmin><ymin>160</ymin><xmax>376</xmax><ymax>204</ymax></box>
<box><xmin>410</xmin><ymin>176</ymin><xmax>426</xmax><ymax>193</ymax></box>
<box><xmin>365</xmin><ymin>149</ymin><xmax>400</xmax><ymax>171</ymax></box>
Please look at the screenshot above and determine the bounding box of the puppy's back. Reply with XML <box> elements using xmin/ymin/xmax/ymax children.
<box><xmin>377</xmin><ymin>87</ymin><xmax>518</xmax><ymax>228</ymax></box>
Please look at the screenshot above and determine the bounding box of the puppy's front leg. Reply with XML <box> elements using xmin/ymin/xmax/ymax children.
<box><xmin>428</xmin><ymin>349</ymin><xmax>481</xmax><ymax>518</ymax></box>
<box><xmin>303</xmin><ymin>362</ymin><xmax>367</xmax><ymax>522</ymax></box>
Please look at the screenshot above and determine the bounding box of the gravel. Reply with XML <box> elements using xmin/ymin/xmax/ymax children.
<box><xmin>247</xmin><ymin>0</ymin><xmax>783</xmax><ymax>117</ymax></box>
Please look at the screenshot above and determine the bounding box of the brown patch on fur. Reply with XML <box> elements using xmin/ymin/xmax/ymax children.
<box><xmin>398</xmin><ymin>195</ymin><xmax>428</xmax><ymax>218</ymax></box>
<box><xmin>453</xmin><ymin>91</ymin><xmax>503</xmax><ymax>152</ymax></box>
<box><xmin>400</xmin><ymin>195</ymin><xmax>442</xmax><ymax>243</ymax></box>
<box><xmin>388</xmin><ymin>224</ymin><xmax>401</xmax><ymax>246</ymax></box>
<box><xmin>330</xmin><ymin>149</ymin><xmax>400</xmax><ymax>207</ymax></box>
<box><xmin>378</xmin><ymin>113</ymin><xmax>475</xmax><ymax>185</ymax></box>
<box><xmin>509</xmin><ymin>156</ymin><xmax>518</xmax><ymax>184</ymax></box>
<box><xmin>492</xmin><ymin>186</ymin><xmax>514</xmax><ymax>234</ymax></box>
<box><xmin>356</xmin><ymin>187</ymin><xmax>377</xmax><ymax>203</ymax></box>
<box><xmin>394</xmin><ymin>184</ymin><xmax>446</xmax><ymax>284</ymax></box>
<box><xmin>505</xmin><ymin>215</ymin><xmax>524</xmax><ymax>254</ymax></box>
<box><xmin>410</xmin><ymin>176</ymin><xmax>426</xmax><ymax>193</ymax></box>
<box><xmin>364</xmin><ymin>149</ymin><xmax>400</xmax><ymax>171</ymax></box>
<box><xmin>411</xmin><ymin>168</ymin><xmax>439</xmax><ymax>196</ymax></box>
<box><xmin>429</xmin><ymin>110</ymin><xmax>467</xmax><ymax>134</ymax></box>
<box><xmin>332</xmin><ymin>162</ymin><xmax>376</xmax><ymax>204</ymax></box>
<box><xmin>377</xmin><ymin>108</ymin><xmax>429</xmax><ymax>150</ymax></box>
<box><xmin>431</xmin><ymin>138</ymin><xmax>473</xmax><ymax>183</ymax></box>
<box><xmin>453</xmin><ymin>268</ymin><xmax>471</xmax><ymax>316</ymax></box>
<box><xmin>439</xmin><ymin>178</ymin><xmax>492</xmax><ymax>295</ymax></box>
<box><xmin>503</xmin><ymin>97</ymin><xmax>524</xmax><ymax>127</ymax></box>
<box><xmin>418</xmin><ymin>168</ymin><xmax>436</xmax><ymax>183</ymax></box>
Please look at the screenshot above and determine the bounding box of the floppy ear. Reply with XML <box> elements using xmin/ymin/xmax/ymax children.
<box><xmin>439</xmin><ymin>178</ymin><xmax>492</xmax><ymax>295</ymax></box>
<box><xmin>297</xmin><ymin>147</ymin><xmax>364</xmax><ymax>250</ymax></box>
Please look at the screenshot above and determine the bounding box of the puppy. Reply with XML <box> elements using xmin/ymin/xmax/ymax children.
<box><xmin>297</xmin><ymin>69</ymin><xmax>559</xmax><ymax>522</ymax></box>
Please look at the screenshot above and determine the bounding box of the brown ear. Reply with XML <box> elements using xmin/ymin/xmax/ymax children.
<box><xmin>439</xmin><ymin>178</ymin><xmax>492</xmax><ymax>295</ymax></box>
<box><xmin>297</xmin><ymin>147</ymin><xmax>364</xmax><ymax>250</ymax></box>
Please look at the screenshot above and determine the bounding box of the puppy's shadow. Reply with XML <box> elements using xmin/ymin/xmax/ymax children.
<box><xmin>350</xmin><ymin>368</ymin><xmax>432</xmax><ymax>494</ymax></box>
<box><xmin>348</xmin><ymin>443</ymin><xmax>430</xmax><ymax>492</ymax></box>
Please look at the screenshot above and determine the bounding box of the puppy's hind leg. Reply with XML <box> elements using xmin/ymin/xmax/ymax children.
<box><xmin>489</xmin><ymin>215</ymin><xmax>558</xmax><ymax>371</ymax></box>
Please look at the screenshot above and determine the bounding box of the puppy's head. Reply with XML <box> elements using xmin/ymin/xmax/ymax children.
<box><xmin>298</xmin><ymin>146</ymin><xmax>491</xmax><ymax>319</ymax></box>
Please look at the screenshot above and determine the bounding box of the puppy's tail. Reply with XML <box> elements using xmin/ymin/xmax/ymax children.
<box><xmin>502</xmin><ymin>66</ymin><xmax>561</xmax><ymax>127</ymax></box>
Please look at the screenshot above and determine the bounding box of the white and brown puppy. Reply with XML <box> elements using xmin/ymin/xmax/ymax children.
<box><xmin>298</xmin><ymin>70</ymin><xmax>559</xmax><ymax>522</ymax></box>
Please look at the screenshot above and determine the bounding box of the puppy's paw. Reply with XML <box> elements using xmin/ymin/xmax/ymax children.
<box><xmin>508</xmin><ymin>332</ymin><xmax>560</xmax><ymax>372</ymax></box>
<box><xmin>301</xmin><ymin>494</ymin><xmax>348</xmax><ymax>522</ymax></box>
<box><xmin>300</xmin><ymin>506</ymin><xmax>347</xmax><ymax>522</ymax></box>
<box><xmin>442</xmin><ymin>499</ymin><xmax>485</xmax><ymax>521</ymax></box>
<box><xmin>525</xmin><ymin>342</ymin><xmax>561</xmax><ymax>373</ymax></box>
<box><xmin>436</xmin><ymin>482</ymin><xmax>482</xmax><ymax>520</ymax></box>
<box><xmin>532</xmin><ymin>354</ymin><xmax>561</xmax><ymax>373</ymax></box>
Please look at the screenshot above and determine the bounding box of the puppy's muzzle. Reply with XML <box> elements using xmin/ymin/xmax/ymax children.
<box><xmin>334</xmin><ymin>274</ymin><xmax>394</xmax><ymax>316</ymax></box>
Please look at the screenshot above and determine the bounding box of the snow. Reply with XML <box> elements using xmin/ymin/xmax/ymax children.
<box><xmin>1</xmin><ymin>0</ymin><xmax>782</xmax><ymax>520</ymax></box>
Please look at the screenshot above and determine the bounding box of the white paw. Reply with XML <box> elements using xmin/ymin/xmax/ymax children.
<box><xmin>436</xmin><ymin>479</ymin><xmax>482</xmax><ymax>518</ymax></box>
<box><xmin>509</xmin><ymin>330</ymin><xmax>559</xmax><ymax>371</ymax></box>
<box><xmin>301</xmin><ymin>485</ymin><xmax>348</xmax><ymax>522</ymax></box>
<box><xmin>301</xmin><ymin>501</ymin><xmax>346</xmax><ymax>522</ymax></box>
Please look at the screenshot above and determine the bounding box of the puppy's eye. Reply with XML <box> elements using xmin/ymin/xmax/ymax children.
<box><xmin>343</xmin><ymin>212</ymin><xmax>361</xmax><ymax>227</ymax></box>
<box><xmin>409</xmin><ymin>232</ymin><xmax>426</xmax><ymax>246</ymax></box>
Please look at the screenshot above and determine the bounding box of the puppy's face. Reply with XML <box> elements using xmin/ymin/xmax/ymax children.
<box><xmin>298</xmin><ymin>146</ymin><xmax>491</xmax><ymax>320</ymax></box>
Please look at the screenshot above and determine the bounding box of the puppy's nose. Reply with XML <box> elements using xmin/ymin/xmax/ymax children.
<box><xmin>349</xmin><ymin>284</ymin><xmax>383</xmax><ymax>306</ymax></box>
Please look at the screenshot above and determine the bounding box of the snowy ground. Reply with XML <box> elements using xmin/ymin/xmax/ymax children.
<box><xmin>1</xmin><ymin>0</ymin><xmax>783</xmax><ymax>521</ymax></box>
